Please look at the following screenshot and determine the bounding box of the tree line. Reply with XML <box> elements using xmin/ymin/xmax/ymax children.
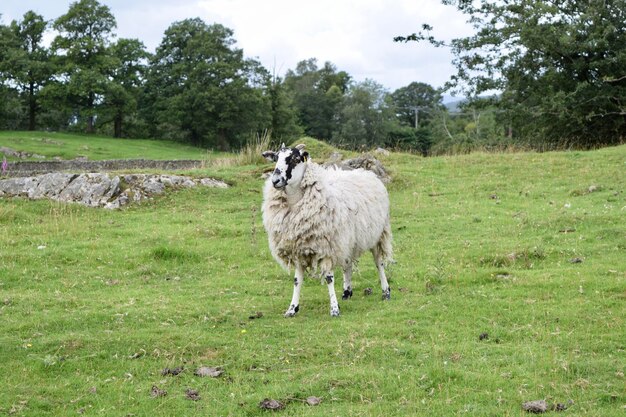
<box><xmin>2</xmin><ymin>0</ymin><xmax>621</xmax><ymax>154</ymax></box>
<box><xmin>396</xmin><ymin>0</ymin><xmax>626</xmax><ymax>149</ymax></box>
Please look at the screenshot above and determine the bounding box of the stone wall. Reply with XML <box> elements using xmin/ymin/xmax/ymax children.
<box><xmin>3</xmin><ymin>159</ymin><xmax>204</xmax><ymax>177</ymax></box>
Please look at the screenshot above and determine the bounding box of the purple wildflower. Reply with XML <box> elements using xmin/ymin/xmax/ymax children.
<box><xmin>1</xmin><ymin>157</ymin><xmax>7</xmax><ymax>175</ymax></box>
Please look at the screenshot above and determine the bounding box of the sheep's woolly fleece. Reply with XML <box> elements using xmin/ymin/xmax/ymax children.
<box><xmin>262</xmin><ymin>161</ymin><xmax>392</xmax><ymax>273</ymax></box>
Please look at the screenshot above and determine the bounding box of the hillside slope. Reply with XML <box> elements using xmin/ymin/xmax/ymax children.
<box><xmin>0</xmin><ymin>131</ymin><xmax>211</xmax><ymax>161</ymax></box>
<box><xmin>0</xmin><ymin>139</ymin><xmax>624</xmax><ymax>416</ymax></box>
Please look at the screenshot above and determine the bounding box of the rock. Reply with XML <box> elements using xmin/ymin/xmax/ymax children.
<box><xmin>29</xmin><ymin>173</ymin><xmax>76</xmax><ymax>199</ymax></box>
<box><xmin>0</xmin><ymin>146</ymin><xmax>33</xmax><ymax>159</ymax></box>
<box><xmin>374</xmin><ymin>147</ymin><xmax>390</xmax><ymax>156</ymax></box>
<box><xmin>194</xmin><ymin>366</ymin><xmax>223</xmax><ymax>377</ymax></box>
<box><xmin>259</xmin><ymin>398</ymin><xmax>284</xmax><ymax>410</ymax></box>
<box><xmin>0</xmin><ymin>172</ymin><xmax>228</xmax><ymax>209</ymax></box>
<box><xmin>343</xmin><ymin>155</ymin><xmax>390</xmax><ymax>182</ymax></box>
<box><xmin>104</xmin><ymin>200</ymin><xmax>121</xmax><ymax>210</ymax></box>
<box><xmin>57</xmin><ymin>173</ymin><xmax>119</xmax><ymax>207</ymax></box>
<box><xmin>159</xmin><ymin>175</ymin><xmax>180</xmax><ymax>186</ymax></box>
<box><xmin>522</xmin><ymin>400</ymin><xmax>549</xmax><ymax>413</ymax></box>
<box><xmin>326</xmin><ymin>152</ymin><xmax>343</xmax><ymax>164</ymax></box>
<box><xmin>200</xmin><ymin>178</ymin><xmax>228</xmax><ymax>188</ymax></box>
<box><xmin>306</xmin><ymin>396</ymin><xmax>322</xmax><ymax>406</ymax></box>
<box><xmin>0</xmin><ymin>176</ymin><xmax>40</xmax><ymax>196</ymax></box>
<box><xmin>123</xmin><ymin>174</ymin><xmax>145</xmax><ymax>183</ymax></box>
<box><xmin>324</xmin><ymin>154</ymin><xmax>391</xmax><ymax>183</ymax></box>
<box><xmin>142</xmin><ymin>177</ymin><xmax>166</xmax><ymax>194</ymax></box>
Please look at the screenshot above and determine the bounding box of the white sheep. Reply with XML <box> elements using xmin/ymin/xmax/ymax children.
<box><xmin>261</xmin><ymin>143</ymin><xmax>393</xmax><ymax>317</ymax></box>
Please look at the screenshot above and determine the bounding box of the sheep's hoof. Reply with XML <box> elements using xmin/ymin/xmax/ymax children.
<box><xmin>341</xmin><ymin>289</ymin><xmax>353</xmax><ymax>300</ymax></box>
<box><xmin>284</xmin><ymin>304</ymin><xmax>299</xmax><ymax>317</ymax></box>
<box><xmin>382</xmin><ymin>288</ymin><xmax>391</xmax><ymax>300</ymax></box>
<box><xmin>330</xmin><ymin>306</ymin><xmax>340</xmax><ymax>317</ymax></box>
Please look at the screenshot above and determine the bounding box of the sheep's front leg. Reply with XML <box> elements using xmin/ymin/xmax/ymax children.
<box><xmin>325</xmin><ymin>272</ymin><xmax>340</xmax><ymax>317</ymax></box>
<box><xmin>284</xmin><ymin>265</ymin><xmax>304</xmax><ymax>317</ymax></box>
<box><xmin>342</xmin><ymin>263</ymin><xmax>353</xmax><ymax>300</ymax></box>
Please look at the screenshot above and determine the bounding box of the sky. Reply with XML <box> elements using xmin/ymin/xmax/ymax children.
<box><xmin>1</xmin><ymin>0</ymin><xmax>473</xmax><ymax>95</ymax></box>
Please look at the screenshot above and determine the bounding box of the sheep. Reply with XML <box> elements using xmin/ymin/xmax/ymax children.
<box><xmin>261</xmin><ymin>143</ymin><xmax>393</xmax><ymax>317</ymax></box>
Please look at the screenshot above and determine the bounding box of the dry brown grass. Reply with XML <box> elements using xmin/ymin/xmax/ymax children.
<box><xmin>236</xmin><ymin>130</ymin><xmax>272</xmax><ymax>166</ymax></box>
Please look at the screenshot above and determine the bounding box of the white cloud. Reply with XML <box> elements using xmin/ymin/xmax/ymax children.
<box><xmin>196</xmin><ymin>0</ymin><xmax>472</xmax><ymax>90</ymax></box>
<box><xmin>3</xmin><ymin>0</ymin><xmax>474</xmax><ymax>92</ymax></box>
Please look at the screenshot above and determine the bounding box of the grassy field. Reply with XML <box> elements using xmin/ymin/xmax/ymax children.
<box><xmin>0</xmin><ymin>131</ymin><xmax>211</xmax><ymax>161</ymax></box>
<box><xmin>0</xmin><ymin>133</ymin><xmax>624</xmax><ymax>416</ymax></box>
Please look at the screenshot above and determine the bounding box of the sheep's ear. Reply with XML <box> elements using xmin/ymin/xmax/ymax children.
<box><xmin>302</xmin><ymin>151</ymin><xmax>309</xmax><ymax>161</ymax></box>
<box><xmin>280</xmin><ymin>142</ymin><xmax>286</xmax><ymax>149</ymax></box>
<box><xmin>295</xmin><ymin>143</ymin><xmax>306</xmax><ymax>150</ymax></box>
<box><xmin>262</xmin><ymin>151</ymin><xmax>277</xmax><ymax>162</ymax></box>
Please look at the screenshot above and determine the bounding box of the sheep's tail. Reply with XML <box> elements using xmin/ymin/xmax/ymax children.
<box><xmin>377</xmin><ymin>221</ymin><xmax>393</xmax><ymax>265</ymax></box>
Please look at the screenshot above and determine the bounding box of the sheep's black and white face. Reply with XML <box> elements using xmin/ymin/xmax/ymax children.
<box><xmin>262</xmin><ymin>143</ymin><xmax>309</xmax><ymax>189</ymax></box>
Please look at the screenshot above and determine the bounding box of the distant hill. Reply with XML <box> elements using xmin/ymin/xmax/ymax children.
<box><xmin>443</xmin><ymin>99</ymin><xmax>465</xmax><ymax>114</ymax></box>
<box><xmin>443</xmin><ymin>94</ymin><xmax>500</xmax><ymax>113</ymax></box>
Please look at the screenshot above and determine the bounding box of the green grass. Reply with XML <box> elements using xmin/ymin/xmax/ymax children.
<box><xmin>0</xmin><ymin>135</ymin><xmax>625</xmax><ymax>416</ymax></box>
<box><xmin>0</xmin><ymin>131</ymin><xmax>213</xmax><ymax>161</ymax></box>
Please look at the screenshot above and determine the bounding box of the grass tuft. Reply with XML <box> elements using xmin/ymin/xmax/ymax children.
<box><xmin>480</xmin><ymin>247</ymin><xmax>546</xmax><ymax>268</ymax></box>
<box><xmin>236</xmin><ymin>130</ymin><xmax>272</xmax><ymax>166</ymax></box>
<box><xmin>150</xmin><ymin>246</ymin><xmax>201</xmax><ymax>263</ymax></box>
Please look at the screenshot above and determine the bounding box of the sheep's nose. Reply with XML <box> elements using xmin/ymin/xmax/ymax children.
<box><xmin>272</xmin><ymin>178</ymin><xmax>281</xmax><ymax>187</ymax></box>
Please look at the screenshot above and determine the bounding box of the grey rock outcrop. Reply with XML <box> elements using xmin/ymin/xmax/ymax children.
<box><xmin>323</xmin><ymin>154</ymin><xmax>391</xmax><ymax>183</ymax></box>
<box><xmin>0</xmin><ymin>173</ymin><xmax>228</xmax><ymax>209</ymax></box>
<box><xmin>0</xmin><ymin>146</ymin><xmax>45</xmax><ymax>160</ymax></box>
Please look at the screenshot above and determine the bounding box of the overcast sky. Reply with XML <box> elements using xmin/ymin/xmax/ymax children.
<box><xmin>1</xmin><ymin>0</ymin><xmax>472</xmax><ymax>96</ymax></box>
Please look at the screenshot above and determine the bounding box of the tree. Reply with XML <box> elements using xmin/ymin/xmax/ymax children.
<box><xmin>334</xmin><ymin>79</ymin><xmax>398</xmax><ymax>149</ymax></box>
<box><xmin>52</xmin><ymin>0</ymin><xmax>117</xmax><ymax>133</ymax></box>
<box><xmin>267</xmin><ymin>75</ymin><xmax>302</xmax><ymax>141</ymax></box>
<box><xmin>390</xmin><ymin>82</ymin><xmax>443</xmax><ymax>128</ymax></box>
<box><xmin>143</xmin><ymin>18</ymin><xmax>270</xmax><ymax>148</ymax></box>
<box><xmin>103</xmin><ymin>38</ymin><xmax>149</xmax><ymax>138</ymax></box>
<box><xmin>396</xmin><ymin>0</ymin><xmax>626</xmax><ymax>147</ymax></box>
<box><xmin>0</xmin><ymin>11</ymin><xmax>53</xmax><ymax>130</ymax></box>
<box><xmin>284</xmin><ymin>59</ymin><xmax>351</xmax><ymax>140</ymax></box>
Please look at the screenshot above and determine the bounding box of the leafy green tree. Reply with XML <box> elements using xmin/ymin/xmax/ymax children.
<box><xmin>0</xmin><ymin>11</ymin><xmax>52</xmax><ymax>130</ymax></box>
<box><xmin>52</xmin><ymin>0</ymin><xmax>117</xmax><ymax>133</ymax></box>
<box><xmin>0</xmin><ymin>20</ymin><xmax>19</xmax><ymax>128</ymax></box>
<box><xmin>428</xmin><ymin>104</ymin><xmax>507</xmax><ymax>155</ymax></box>
<box><xmin>102</xmin><ymin>38</ymin><xmax>149</xmax><ymax>138</ymax></box>
<box><xmin>396</xmin><ymin>0</ymin><xmax>626</xmax><ymax>147</ymax></box>
<box><xmin>143</xmin><ymin>18</ymin><xmax>270</xmax><ymax>148</ymax></box>
<box><xmin>334</xmin><ymin>79</ymin><xmax>398</xmax><ymax>148</ymax></box>
<box><xmin>390</xmin><ymin>82</ymin><xmax>443</xmax><ymax>128</ymax></box>
<box><xmin>284</xmin><ymin>59</ymin><xmax>351</xmax><ymax>140</ymax></box>
<box><xmin>267</xmin><ymin>75</ymin><xmax>302</xmax><ymax>141</ymax></box>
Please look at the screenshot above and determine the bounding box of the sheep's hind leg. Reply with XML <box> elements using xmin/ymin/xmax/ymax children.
<box><xmin>341</xmin><ymin>263</ymin><xmax>353</xmax><ymax>300</ymax></box>
<box><xmin>325</xmin><ymin>272</ymin><xmax>340</xmax><ymax>317</ymax></box>
<box><xmin>284</xmin><ymin>265</ymin><xmax>304</xmax><ymax>317</ymax></box>
<box><xmin>372</xmin><ymin>247</ymin><xmax>391</xmax><ymax>300</ymax></box>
